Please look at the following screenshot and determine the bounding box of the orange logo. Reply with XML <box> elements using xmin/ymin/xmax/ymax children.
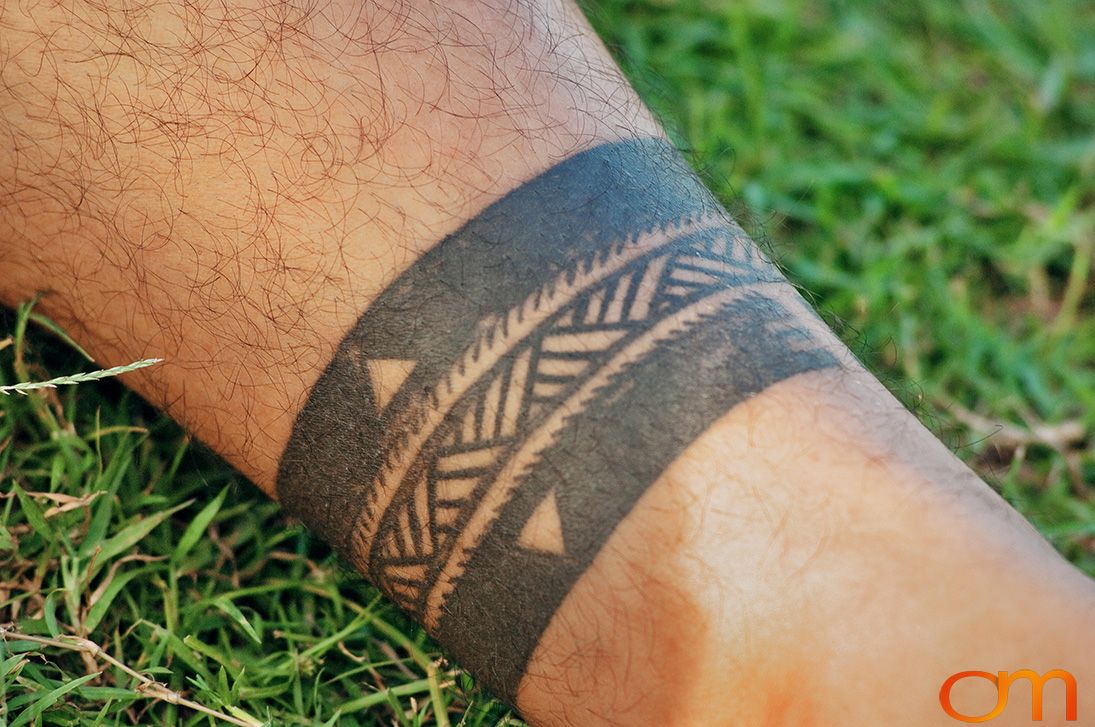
<box><xmin>939</xmin><ymin>670</ymin><xmax>1077</xmax><ymax>722</ymax></box>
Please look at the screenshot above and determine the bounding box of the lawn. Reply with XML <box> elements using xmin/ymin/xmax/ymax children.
<box><xmin>1</xmin><ymin>0</ymin><xmax>1093</xmax><ymax>723</ymax></box>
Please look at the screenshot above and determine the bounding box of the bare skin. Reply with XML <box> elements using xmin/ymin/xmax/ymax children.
<box><xmin>1</xmin><ymin>1</ymin><xmax>1093</xmax><ymax>725</ymax></box>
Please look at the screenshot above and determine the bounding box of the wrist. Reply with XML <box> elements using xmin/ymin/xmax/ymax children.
<box><xmin>519</xmin><ymin>366</ymin><xmax>1095</xmax><ymax>725</ymax></box>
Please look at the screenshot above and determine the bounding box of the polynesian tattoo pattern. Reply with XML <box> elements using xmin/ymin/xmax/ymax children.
<box><xmin>278</xmin><ymin>138</ymin><xmax>839</xmax><ymax>702</ymax></box>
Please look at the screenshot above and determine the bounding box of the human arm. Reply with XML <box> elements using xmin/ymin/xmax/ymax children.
<box><xmin>2</xmin><ymin>1</ymin><xmax>1093</xmax><ymax>724</ymax></box>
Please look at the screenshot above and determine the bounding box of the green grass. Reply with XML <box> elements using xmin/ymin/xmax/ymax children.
<box><xmin>1</xmin><ymin>0</ymin><xmax>1093</xmax><ymax>723</ymax></box>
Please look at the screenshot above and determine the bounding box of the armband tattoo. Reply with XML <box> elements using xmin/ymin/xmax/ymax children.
<box><xmin>277</xmin><ymin>138</ymin><xmax>838</xmax><ymax>702</ymax></box>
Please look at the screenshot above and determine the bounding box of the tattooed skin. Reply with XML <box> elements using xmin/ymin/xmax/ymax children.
<box><xmin>277</xmin><ymin>138</ymin><xmax>838</xmax><ymax>701</ymax></box>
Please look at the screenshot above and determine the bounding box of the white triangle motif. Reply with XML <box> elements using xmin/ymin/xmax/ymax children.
<box><xmin>366</xmin><ymin>359</ymin><xmax>416</xmax><ymax>410</ymax></box>
<box><xmin>517</xmin><ymin>489</ymin><xmax>566</xmax><ymax>555</ymax></box>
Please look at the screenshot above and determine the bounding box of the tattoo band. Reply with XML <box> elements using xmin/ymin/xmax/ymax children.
<box><xmin>277</xmin><ymin>138</ymin><xmax>838</xmax><ymax>702</ymax></box>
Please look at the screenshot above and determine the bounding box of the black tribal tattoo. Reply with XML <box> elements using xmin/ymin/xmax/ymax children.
<box><xmin>277</xmin><ymin>138</ymin><xmax>838</xmax><ymax>702</ymax></box>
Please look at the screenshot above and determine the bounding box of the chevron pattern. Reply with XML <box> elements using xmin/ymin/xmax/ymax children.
<box><xmin>365</xmin><ymin>221</ymin><xmax>782</xmax><ymax>618</ymax></box>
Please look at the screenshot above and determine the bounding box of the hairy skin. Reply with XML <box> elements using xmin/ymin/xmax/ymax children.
<box><xmin>2</xmin><ymin>2</ymin><xmax>1094</xmax><ymax>725</ymax></box>
<box><xmin>0</xmin><ymin>0</ymin><xmax>654</xmax><ymax>483</ymax></box>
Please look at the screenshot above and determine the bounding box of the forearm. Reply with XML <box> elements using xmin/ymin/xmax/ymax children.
<box><xmin>2</xmin><ymin>2</ymin><xmax>1093</xmax><ymax>725</ymax></box>
<box><xmin>0</xmin><ymin>0</ymin><xmax>654</xmax><ymax>488</ymax></box>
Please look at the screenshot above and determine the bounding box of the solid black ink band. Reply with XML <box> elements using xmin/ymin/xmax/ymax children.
<box><xmin>436</xmin><ymin>292</ymin><xmax>837</xmax><ymax>702</ymax></box>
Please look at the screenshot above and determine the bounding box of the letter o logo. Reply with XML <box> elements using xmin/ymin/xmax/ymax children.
<box><xmin>939</xmin><ymin>671</ymin><xmax>1008</xmax><ymax>723</ymax></box>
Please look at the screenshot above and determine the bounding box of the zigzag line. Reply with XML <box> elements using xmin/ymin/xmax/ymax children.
<box><xmin>362</xmin><ymin>218</ymin><xmax>788</xmax><ymax>615</ymax></box>
<box><xmin>348</xmin><ymin>216</ymin><xmax>723</xmax><ymax>566</ymax></box>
